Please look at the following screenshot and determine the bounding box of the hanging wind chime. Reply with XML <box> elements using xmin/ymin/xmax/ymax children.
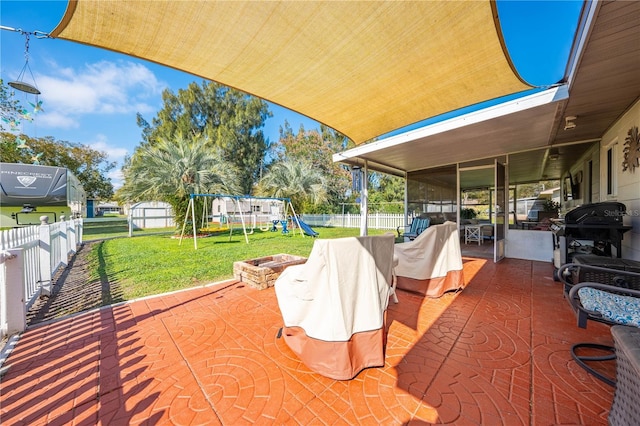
<box><xmin>8</xmin><ymin>32</ymin><xmax>41</xmax><ymax>95</ymax></box>
<box><xmin>1</xmin><ymin>26</ymin><xmax>49</xmax><ymax>163</ymax></box>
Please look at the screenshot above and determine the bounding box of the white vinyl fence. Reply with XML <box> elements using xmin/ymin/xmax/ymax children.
<box><xmin>0</xmin><ymin>216</ymin><xmax>83</xmax><ymax>340</ymax></box>
<box><xmin>201</xmin><ymin>213</ymin><xmax>408</xmax><ymax>233</ymax></box>
<box><xmin>300</xmin><ymin>213</ymin><xmax>405</xmax><ymax>231</ymax></box>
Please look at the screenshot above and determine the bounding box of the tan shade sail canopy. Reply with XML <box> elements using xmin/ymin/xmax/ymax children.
<box><xmin>51</xmin><ymin>0</ymin><xmax>532</xmax><ymax>144</ymax></box>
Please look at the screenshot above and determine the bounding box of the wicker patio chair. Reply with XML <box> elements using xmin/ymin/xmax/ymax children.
<box><xmin>557</xmin><ymin>262</ymin><xmax>640</xmax><ymax>386</ymax></box>
<box><xmin>557</xmin><ymin>257</ymin><xmax>640</xmax><ymax>298</ymax></box>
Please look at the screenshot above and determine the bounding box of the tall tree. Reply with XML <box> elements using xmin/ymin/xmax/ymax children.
<box><xmin>136</xmin><ymin>80</ymin><xmax>271</xmax><ymax>194</ymax></box>
<box><xmin>118</xmin><ymin>133</ymin><xmax>240</xmax><ymax>230</ymax></box>
<box><xmin>270</xmin><ymin>122</ymin><xmax>353</xmax><ymax>213</ymax></box>
<box><xmin>256</xmin><ymin>159</ymin><xmax>326</xmax><ymax>214</ymax></box>
<box><xmin>368</xmin><ymin>173</ymin><xmax>405</xmax><ymax>213</ymax></box>
<box><xmin>0</xmin><ymin>132</ymin><xmax>115</xmax><ymax>199</ymax></box>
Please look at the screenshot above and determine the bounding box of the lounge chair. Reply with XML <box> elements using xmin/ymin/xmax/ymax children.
<box><xmin>394</xmin><ymin>221</ymin><xmax>465</xmax><ymax>298</ymax></box>
<box><xmin>397</xmin><ymin>216</ymin><xmax>430</xmax><ymax>241</ymax></box>
<box><xmin>274</xmin><ymin>234</ymin><xmax>395</xmax><ymax>380</ymax></box>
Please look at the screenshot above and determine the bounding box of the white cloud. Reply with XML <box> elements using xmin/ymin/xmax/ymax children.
<box><xmin>34</xmin><ymin>60</ymin><xmax>166</xmax><ymax>128</ymax></box>
<box><xmin>88</xmin><ymin>134</ymin><xmax>129</xmax><ymax>164</ymax></box>
<box><xmin>36</xmin><ymin>110</ymin><xmax>79</xmax><ymax>129</ymax></box>
<box><xmin>107</xmin><ymin>168</ymin><xmax>124</xmax><ymax>190</ymax></box>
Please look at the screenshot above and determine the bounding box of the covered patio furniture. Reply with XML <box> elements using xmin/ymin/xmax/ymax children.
<box><xmin>274</xmin><ymin>234</ymin><xmax>395</xmax><ymax>380</ymax></box>
<box><xmin>394</xmin><ymin>221</ymin><xmax>465</xmax><ymax>298</ymax></box>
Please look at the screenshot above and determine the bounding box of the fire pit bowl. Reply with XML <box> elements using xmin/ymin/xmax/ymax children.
<box><xmin>233</xmin><ymin>254</ymin><xmax>307</xmax><ymax>290</ymax></box>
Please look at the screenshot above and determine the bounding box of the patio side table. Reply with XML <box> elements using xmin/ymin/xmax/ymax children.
<box><xmin>609</xmin><ymin>325</ymin><xmax>640</xmax><ymax>426</ymax></box>
<box><xmin>464</xmin><ymin>225</ymin><xmax>482</xmax><ymax>245</ymax></box>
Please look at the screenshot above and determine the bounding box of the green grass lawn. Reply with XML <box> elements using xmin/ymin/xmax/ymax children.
<box><xmin>86</xmin><ymin>226</ymin><xmax>392</xmax><ymax>301</ymax></box>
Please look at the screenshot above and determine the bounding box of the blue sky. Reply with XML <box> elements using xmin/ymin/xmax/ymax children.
<box><xmin>1</xmin><ymin>1</ymin><xmax>583</xmax><ymax>187</ymax></box>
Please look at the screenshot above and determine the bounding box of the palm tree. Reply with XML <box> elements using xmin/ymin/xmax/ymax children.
<box><xmin>257</xmin><ymin>159</ymin><xmax>327</xmax><ymax>213</ymax></box>
<box><xmin>119</xmin><ymin>133</ymin><xmax>241</xmax><ymax>229</ymax></box>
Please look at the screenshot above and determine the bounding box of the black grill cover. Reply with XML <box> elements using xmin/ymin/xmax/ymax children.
<box><xmin>564</xmin><ymin>202</ymin><xmax>626</xmax><ymax>225</ymax></box>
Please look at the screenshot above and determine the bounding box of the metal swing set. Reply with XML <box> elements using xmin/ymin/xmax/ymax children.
<box><xmin>179</xmin><ymin>194</ymin><xmax>305</xmax><ymax>249</ymax></box>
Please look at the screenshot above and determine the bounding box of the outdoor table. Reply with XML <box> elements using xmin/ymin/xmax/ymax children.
<box><xmin>464</xmin><ymin>224</ymin><xmax>482</xmax><ymax>245</ymax></box>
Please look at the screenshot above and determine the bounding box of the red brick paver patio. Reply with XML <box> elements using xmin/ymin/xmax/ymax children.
<box><xmin>0</xmin><ymin>257</ymin><xmax>615</xmax><ymax>424</ymax></box>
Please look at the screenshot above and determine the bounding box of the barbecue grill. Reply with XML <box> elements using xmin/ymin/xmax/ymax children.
<box><xmin>552</xmin><ymin>202</ymin><xmax>633</xmax><ymax>268</ymax></box>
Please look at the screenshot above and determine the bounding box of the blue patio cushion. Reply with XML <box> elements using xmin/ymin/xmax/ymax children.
<box><xmin>416</xmin><ymin>217</ymin><xmax>430</xmax><ymax>235</ymax></box>
<box><xmin>404</xmin><ymin>217</ymin><xmax>430</xmax><ymax>239</ymax></box>
<box><xmin>578</xmin><ymin>287</ymin><xmax>640</xmax><ymax>327</ymax></box>
<box><xmin>408</xmin><ymin>218</ymin><xmax>421</xmax><ymax>234</ymax></box>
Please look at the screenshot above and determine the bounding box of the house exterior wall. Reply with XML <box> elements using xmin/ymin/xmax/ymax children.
<box><xmin>563</xmin><ymin>143</ymin><xmax>600</xmax><ymax>213</ymax></box>
<box><xmin>599</xmin><ymin>98</ymin><xmax>640</xmax><ymax>261</ymax></box>
<box><xmin>210</xmin><ymin>198</ymin><xmax>284</xmax><ymax>216</ymax></box>
<box><xmin>589</xmin><ymin>145</ymin><xmax>601</xmax><ymax>204</ymax></box>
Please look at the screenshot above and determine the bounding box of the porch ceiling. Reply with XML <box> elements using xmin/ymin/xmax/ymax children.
<box><xmin>334</xmin><ymin>86</ymin><xmax>571</xmax><ymax>179</ymax></box>
<box><xmin>334</xmin><ymin>1</ymin><xmax>640</xmax><ymax>183</ymax></box>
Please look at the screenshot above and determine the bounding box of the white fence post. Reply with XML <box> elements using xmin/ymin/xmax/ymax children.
<box><xmin>39</xmin><ymin>216</ymin><xmax>52</xmax><ymax>296</ymax></box>
<box><xmin>59</xmin><ymin>215</ymin><xmax>68</xmax><ymax>268</ymax></box>
<box><xmin>0</xmin><ymin>218</ymin><xmax>84</xmax><ymax>338</ymax></box>
<box><xmin>2</xmin><ymin>249</ymin><xmax>27</xmax><ymax>336</ymax></box>
<box><xmin>67</xmin><ymin>218</ymin><xmax>76</xmax><ymax>255</ymax></box>
<box><xmin>77</xmin><ymin>218</ymin><xmax>84</xmax><ymax>244</ymax></box>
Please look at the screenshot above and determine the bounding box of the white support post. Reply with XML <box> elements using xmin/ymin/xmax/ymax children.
<box><xmin>201</xmin><ymin>199</ymin><xmax>209</xmax><ymax>230</ymax></box>
<box><xmin>359</xmin><ymin>161</ymin><xmax>369</xmax><ymax>236</ymax></box>
<box><xmin>178</xmin><ymin>197</ymin><xmax>192</xmax><ymax>246</ymax></box>
<box><xmin>191</xmin><ymin>197</ymin><xmax>198</xmax><ymax>250</ymax></box>
<box><xmin>2</xmin><ymin>248</ymin><xmax>27</xmax><ymax>336</ymax></box>
<box><xmin>289</xmin><ymin>202</ymin><xmax>304</xmax><ymax>237</ymax></box>
<box><xmin>235</xmin><ymin>198</ymin><xmax>250</xmax><ymax>244</ymax></box>
<box><xmin>38</xmin><ymin>216</ymin><xmax>52</xmax><ymax>296</ymax></box>
<box><xmin>404</xmin><ymin>172</ymin><xmax>409</xmax><ymax>228</ymax></box>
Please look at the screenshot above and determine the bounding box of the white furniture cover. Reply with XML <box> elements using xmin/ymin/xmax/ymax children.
<box><xmin>394</xmin><ymin>221</ymin><xmax>465</xmax><ymax>297</ymax></box>
<box><xmin>275</xmin><ymin>234</ymin><xmax>395</xmax><ymax>380</ymax></box>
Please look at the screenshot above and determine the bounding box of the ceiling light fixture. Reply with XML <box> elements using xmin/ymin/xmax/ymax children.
<box><xmin>564</xmin><ymin>115</ymin><xmax>577</xmax><ymax>131</ymax></box>
<box><xmin>548</xmin><ymin>148</ymin><xmax>560</xmax><ymax>161</ymax></box>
